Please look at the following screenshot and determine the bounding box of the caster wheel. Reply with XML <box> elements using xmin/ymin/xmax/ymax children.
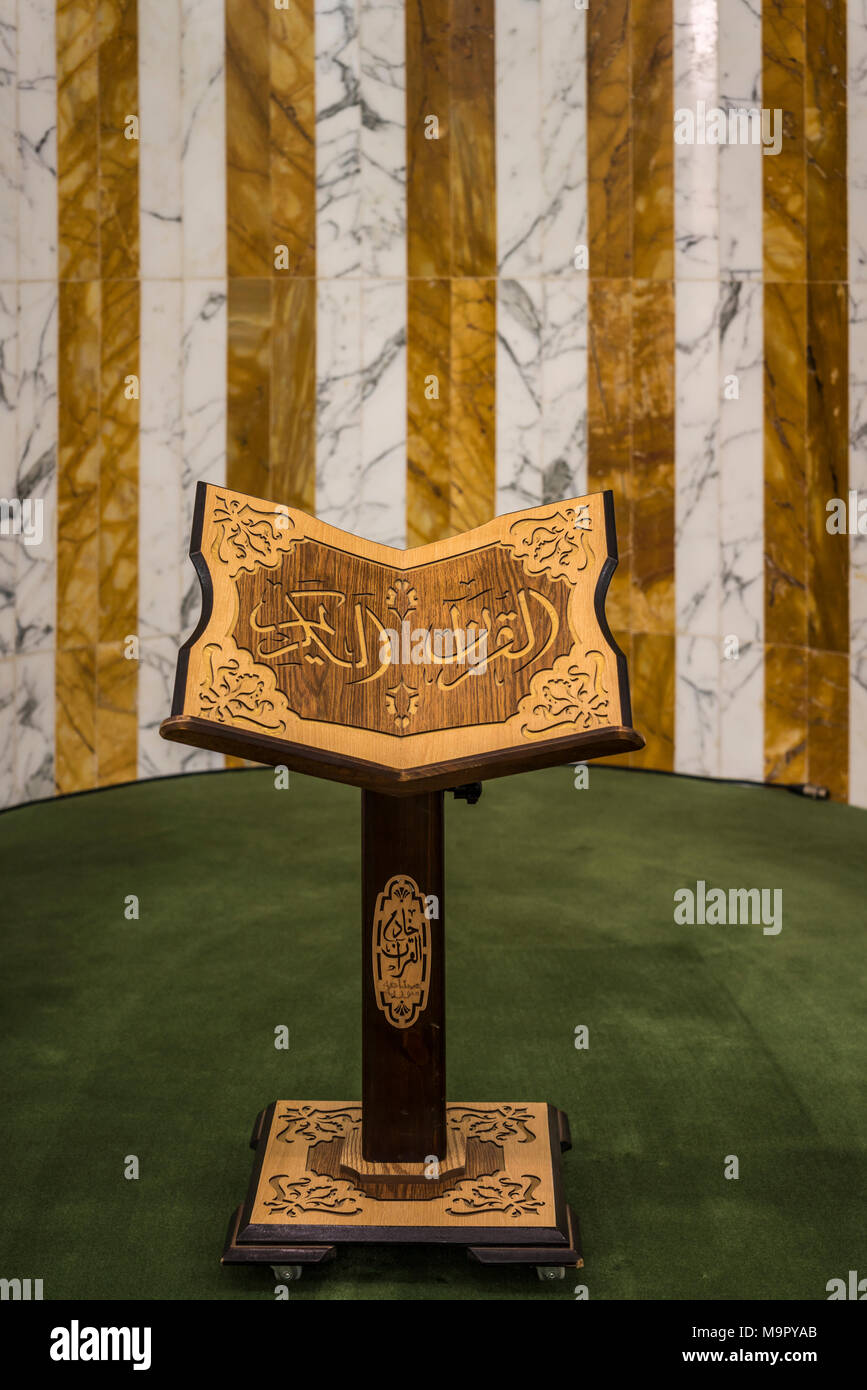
<box><xmin>536</xmin><ymin>1265</ymin><xmax>565</xmax><ymax>1281</ymax></box>
<box><xmin>272</xmin><ymin>1264</ymin><xmax>303</xmax><ymax>1282</ymax></box>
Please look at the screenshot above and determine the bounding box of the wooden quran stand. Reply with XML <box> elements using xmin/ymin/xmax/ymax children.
<box><xmin>160</xmin><ymin>484</ymin><xmax>643</xmax><ymax>1280</ymax></box>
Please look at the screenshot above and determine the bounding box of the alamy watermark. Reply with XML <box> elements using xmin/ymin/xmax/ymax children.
<box><xmin>0</xmin><ymin>497</ymin><xmax>43</xmax><ymax>546</ymax></box>
<box><xmin>674</xmin><ymin>880</ymin><xmax>782</xmax><ymax>936</ymax></box>
<box><xmin>674</xmin><ymin>103</ymin><xmax>783</xmax><ymax>156</ymax></box>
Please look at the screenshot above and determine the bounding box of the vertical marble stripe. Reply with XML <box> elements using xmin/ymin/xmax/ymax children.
<box><xmin>719</xmin><ymin>0</ymin><xmax>763</xmax><ymax>279</ymax></box>
<box><xmin>19</xmin><ymin>0</ymin><xmax>57</xmax><ymax>282</ymax></box>
<box><xmin>139</xmin><ymin>280</ymin><xmax>182</xmax><ymax>642</ymax></box>
<box><xmin>675</xmin><ymin>279</ymin><xmax>719</xmax><ymax>775</ymax></box>
<box><xmin>271</xmin><ymin>278</ymin><xmax>316</xmax><ymax>512</ymax></box>
<box><xmin>0</xmin><ymin>656</ymin><xmax>13</xmax><ymax>806</ymax></box>
<box><xmin>16</xmin><ymin>281</ymin><xmax>57</xmax><ymax>657</ymax></box>
<box><xmin>406</xmin><ymin>0</ymin><xmax>449</xmax><ymax>544</ymax></box>
<box><xmin>182</xmin><ymin>0</ymin><xmax>226</xmax><ymax>281</ymax></box>
<box><xmin>806</xmin><ymin>0</ymin><xmax>848</xmax><ymax>799</ymax></box>
<box><xmin>226</xmin><ymin>0</ymin><xmax>269</xmax><ymax>278</ymax></box>
<box><xmin>271</xmin><ymin>0</ymin><xmax>316</xmax><ymax>279</ymax></box>
<box><xmin>719</xmin><ymin>278</ymin><xmax>765</xmax><ymax>780</ymax></box>
<box><xmin>407</xmin><ymin>276</ymin><xmax>450</xmax><ymax>545</ymax></box>
<box><xmin>56</xmin><ymin>278</ymin><xmax>99</xmax><ymax>794</ymax></box>
<box><xmin>587</xmin><ymin>0</ymin><xmax>631</xmax><ymax>279</ymax></box>
<box><xmin>227</xmin><ymin>277</ymin><xmax>270</xmax><ymax>498</ymax></box>
<box><xmin>587</xmin><ymin>280</ymin><xmax>632</xmax><ymax>638</ymax></box>
<box><xmin>540</xmin><ymin>0</ymin><xmax>586</xmax><ymax>280</ymax></box>
<box><xmin>139</xmin><ymin>0</ymin><xmax>182</xmax><ymax>280</ymax></box>
<box><xmin>541</xmin><ymin>279</ymin><xmax>588</xmax><ymax>503</ymax></box>
<box><xmin>449</xmin><ymin>278</ymin><xmax>495</xmax><ymax>535</ymax></box>
<box><xmin>631</xmin><ymin>281</ymin><xmax>675</xmax><ymax>637</ymax></box>
<box><xmin>316</xmin><ymin>276</ymin><xmax>362</xmax><ymax>530</ymax></box>
<box><xmin>315</xmin><ymin>0</ymin><xmax>360</xmax><ymax>280</ymax></box>
<box><xmin>496</xmin><ymin>277</ymin><xmax>542</xmax><ymax>515</ymax></box>
<box><xmin>0</xmin><ymin>1</ymin><xmax>16</xmax><ymax>283</ymax></box>
<box><xmin>673</xmin><ymin>0</ymin><xmax>718</xmax><ymax>280</ymax></box>
<box><xmin>359</xmin><ymin>0</ymin><xmax>405</xmax><ymax>279</ymax></box>
<box><xmin>633</xmin><ymin>0</ymin><xmax>674</xmax><ymax>282</ymax></box>
<box><xmin>450</xmin><ymin>0</ymin><xmax>495</xmax><ymax>280</ymax></box>
<box><xmin>57</xmin><ymin>0</ymin><xmax>99</xmax><ymax>282</ymax></box>
<box><xmin>98</xmin><ymin>0</ymin><xmax>139</xmax><ymax>282</ymax></box>
<box><xmin>849</xmin><ymin>283</ymin><xmax>867</xmax><ymax>807</ymax></box>
<box><xmin>763</xmin><ymin>0</ymin><xmax>805</xmax><ymax>282</ymax></box>
<box><xmin>360</xmin><ymin>277</ymin><xmax>405</xmax><ymax>546</ymax></box>
<box><xmin>405</xmin><ymin>0</ymin><xmax>448</xmax><ymax>282</ymax></box>
<box><xmin>496</xmin><ymin>0</ymin><xmax>542</xmax><ymax>279</ymax></box>
<box><xmin>0</xmin><ymin>281</ymin><xmax>17</xmax><ymax>660</ymax></box>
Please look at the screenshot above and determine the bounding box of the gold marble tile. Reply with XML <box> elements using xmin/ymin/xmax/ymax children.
<box><xmin>807</xmin><ymin>649</ymin><xmax>848</xmax><ymax>800</ymax></box>
<box><xmin>632</xmin><ymin>0</ymin><xmax>673</xmax><ymax>280</ymax></box>
<box><xmin>587</xmin><ymin>279</ymin><xmax>632</xmax><ymax>636</ymax></box>
<box><xmin>448</xmin><ymin>278</ymin><xmax>495</xmax><ymax>535</ymax></box>
<box><xmin>57</xmin><ymin>279</ymin><xmax>100</xmax><ymax>654</ymax></box>
<box><xmin>270</xmin><ymin>278</ymin><xmax>316</xmax><ymax>512</ymax></box>
<box><xmin>228</xmin><ymin>278</ymin><xmax>272</xmax><ymax>500</ymax></box>
<box><xmin>271</xmin><ymin>0</ymin><xmax>316</xmax><ymax>279</ymax></box>
<box><xmin>763</xmin><ymin>0</ymin><xmax>806</xmax><ymax>281</ymax></box>
<box><xmin>806</xmin><ymin>281</ymin><xmax>848</xmax><ymax>654</ymax></box>
<box><xmin>406</xmin><ymin>0</ymin><xmax>450</xmax><ymax>279</ymax></box>
<box><xmin>98</xmin><ymin>0</ymin><xmax>139</xmax><ymax>280</ymax></box>
<box><xmin>55</xmin><ymin>646</ymin><xmax>97</xmax><ymax>795</ymax></box>
<box><xmin>764</xmin><ymin>281</ymin><xmax>807</xmax><ymax>649</ymax></box>
<box><xmin>57</xmin><ymin>0</ymin><xmax>100</xmax><ymax>281</ymax></box>
<box><xmin>587</xmin><ymin>0</ymin><xmax>632</xmax><ymax>277</ymax></box>
<box><xmin>449</xmin><ymin>0</ymin><xmax>496</xmax><ymax>278</ymax></box>
<box><xmin>99</xmin><ymin>278</ymin><xmax>138</xmax><ymax>647</ymax></box>
<box><xmin>630</xmin><ymin>279</ymin><xmax>674</xmax><ymax>634</ymax></box>
<box><xmin>227</xmin><ymin>0</ymin><xmax>271</xmax><ymax>277</ymax></box>
<box><xmin>806</xmin><ymin>0</ymin><xmax>847</xmax><ymax>283</ymax></box>
<box><xmin>95</xmin><ymin>641</ymin><xmax>137</xmax><ymax>787</ymax></box>
<box><xmin>764</xmin><ymin>643</ymin><xmax>808</xmax><ymax>785</ymax></box>
<box><xmin>407</xmin><ymin>278</ymin><xmax>451</xmax><ymax>546</ymax></box>
<box><xmin>628</xmin><ymin>632</ymin><xmax>675</xmax><ymax>771</ymax></box>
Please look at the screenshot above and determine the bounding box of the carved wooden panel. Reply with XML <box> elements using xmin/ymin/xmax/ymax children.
<box><xmin>161</xmin><ymin>483</ymin><xmax>643</xmax><ymax>791</ymax></box>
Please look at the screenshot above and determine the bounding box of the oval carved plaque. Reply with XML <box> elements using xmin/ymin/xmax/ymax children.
<box><xmin>371</xmin><ymin>874</ymin><xmax>431</xmax><ymax>1029</ymax></box>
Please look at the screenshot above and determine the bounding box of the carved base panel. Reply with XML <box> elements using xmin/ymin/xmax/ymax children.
<box><xmin>223</xmin><ymin>1101</ymin><xmax>580</xmax><ymax>1263</ymax></box>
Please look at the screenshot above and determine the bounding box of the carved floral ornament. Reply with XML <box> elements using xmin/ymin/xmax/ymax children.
<box><xmin>504</xmin><ymin>504</ymin><xmax>595</xmax><ymax>586</ymax></box>
<box><xmin>211</xmin><ymin>493</ymin><xmax>297</xmax><ymax>579</ymax></box>
<box><xmin>197</xmin><ymin>637</ymin><xmax>292</xmax><ymax>734</ymax></box>
<box><xmin>516</xmin><ymin>646</ymin><xmax>610</xmax><ymax>739</ymax></box>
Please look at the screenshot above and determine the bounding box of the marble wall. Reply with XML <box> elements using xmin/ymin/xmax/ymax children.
<box><xmin>0</xmin><ymin>0</ymin><xmax>865</xmax><ymax>808</ymax></box>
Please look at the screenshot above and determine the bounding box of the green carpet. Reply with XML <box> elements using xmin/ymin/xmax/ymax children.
<box><xmin>1</xmin><ymin>765</ymin><xmax>864</xmax><ymax>1301</ymax></box>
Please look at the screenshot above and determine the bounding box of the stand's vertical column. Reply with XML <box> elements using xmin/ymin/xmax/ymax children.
<box><xmin>361</xmin><ymin>790</ymin><xmax>446</xmax><ymax>1161</ymax></box>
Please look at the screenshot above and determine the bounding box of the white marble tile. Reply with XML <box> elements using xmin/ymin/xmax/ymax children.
<box><xmin>315</xmin><ymin>0</ymin><xmax>361</xmax><ymax>279</ymax></box>
<box><xmin>15</xmin><ymin>647</ymin><xmax>53</xmax><ymax>801</ymax></box>
<box><xmin>540</xmin><ymin>0</ymin><xmax>586</xmax><ymax>278</ymax></box>
<box><xmin>15</xmin><ymin>279</ymin><xmax>55</xmax><ymax>655</ymax></box>
<box><xmin>0</xmin><ymin>280</ymin><xmax>18</xmax><ymax>658</ymax></box>
<box><xmin>542</xmin><ymin>277</ymin><xmax>587</xmax><ymax>501</ymax></box>
<box><xmin>181</xmin><ymin>279</ymin><xmax>226</xmax><ymax>636</ymax></box>
<box><xmin>720</xmin><ymin>637</ymin><xmax>764</xmax><ymax>782</ymax></box>
<box><xmin>181</xmin><ymin>0</ymin><xmax>225</xmax><ymax>278</ymax></box>
<box><xmin>140</xmin><ymin>0</ymin><xmax>183</xmax><ymax>280</ymax></box>
<box><xmin>496</xmin><ymin>278</ymin><xmax>542</xmax><ymax>514</ymax></box>
<box><xmin>497</xmin><ymin>0</ymin><xmax>542</xmax><ymax>277</ymax></box>
<box><xmin>674</xmin><ymin>0</ymin><xmax>719</xmax><ymax>280</ymax></box>
<box><xmin>140</xmin><ymin>280</ymin><xmax>183</xmax><ymax>640</ymax></box>
<box><xmin>316</xmin><ymin>276</ymin><xmax>362</xmax><ymax>530</ymax></box>
<box><xmin>849</xmin><ymin>1</ymin><xmax>867</xmax><ymax>280</ymax></box>
<box><xmin>138</xmin><ymin>633</ymin><xmax>184</xmax><ymax>778</ymax></box>
<box><xmin>0</xmin><ymin>1</ymin><xmax>17</xmax><ymax>282</ymax></box>
<box><xmin>17</xmin><ymin>0</ymin><xmax>55</xmax><ymax>281</ymax></box>
<box><xmin>358</xmin><ymin>278</ymin><xmax>405</xmax><ymax>545</ymax></box>
<box><xmin>0</xmin><ymin>653</ymin><xmax>14</xmax><ymax>805</ymax></box>
<box><xmin>358</xmin><ymin>0</ymin><xmax>404</xmax><ymax>278</ymax></box>
<box><xmin>676</xmin><ymin>633</ymin><xmax>720</xmax><ymax>777</ymax></box>
<box><xmin>675</xmin><ymin>278</ymin><xmax>719</xmax><ymax>635</ymax></box>
<box><xmin>718</xmin><ymin>0</ymin><xmax>762</xmax><ymax>279</ymax></box>
<box><xmin>849</xmin><ymin>285</ymin><xmax>867</xmax><ymax>808</ymax></box>
<box><xmin>718</xmin><ymin>278</ymin><xmax>763</xmax><ymax>780</ymax></box>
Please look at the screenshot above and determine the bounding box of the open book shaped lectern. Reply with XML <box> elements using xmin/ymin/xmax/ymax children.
<box><xmin>161</xmin><ymin>483</ymin><xmax>643</xmax><ymax>1278</ymax></box>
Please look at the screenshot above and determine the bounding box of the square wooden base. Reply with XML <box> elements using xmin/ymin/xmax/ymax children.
<box><xmin>221</xmin><ymin>1101</ymin><xmax>582</xmax><ymax>1270</ymax></box>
